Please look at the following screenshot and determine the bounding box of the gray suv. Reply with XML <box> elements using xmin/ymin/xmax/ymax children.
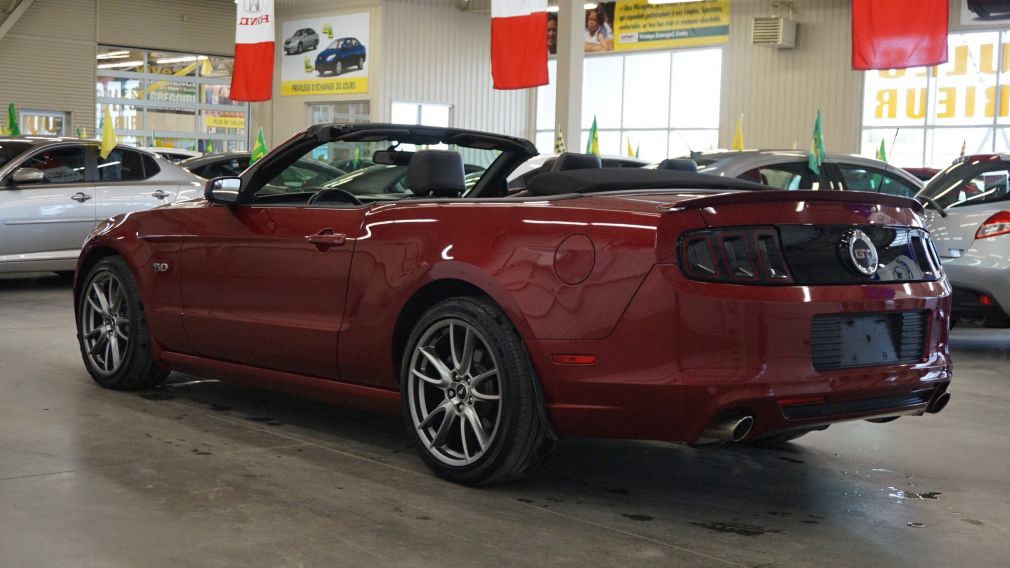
<box><xmin>0</xmin><ymin>138</ymin><xmax>202</xmax><ymax>274</ymax></box>
<box><xmin>917</xmin><ymin>155</ymin><xmax>1010</xmax><ymax>326</ymax></box>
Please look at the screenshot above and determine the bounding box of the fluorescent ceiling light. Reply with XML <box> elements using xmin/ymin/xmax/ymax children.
<box><xmin>155</xmin><ymin>55</ymin><xmax>208</xmax><ymax>64</ymax></box>
<box><xmin>97</xmin><ymin>60</ymin><xmax>144</xmax><ymax>69</ymax></box>
<box><xmin>96</xmin><ymin>50</ymin><xmax>130</xmax><ymax>60</ymax></box>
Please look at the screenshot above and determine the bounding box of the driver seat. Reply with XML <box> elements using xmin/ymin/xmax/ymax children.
<box><xmin>407</xmin><ymin>150</ymin><xmax>466</xmax><ymax>198</ymax></box>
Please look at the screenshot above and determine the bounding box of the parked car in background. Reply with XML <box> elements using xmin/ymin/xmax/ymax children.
<box><xmin>0</xmin><ymin>138</ymin><xmax>201</xmax><ymax>274</ymax></box>
<box><xmin>141</xmin><ymin>147</ymin><xmax>202</xmax><ymax>163</ymax></box>
<box><xmin>507</xmin><ymin>153</ymin><xmax>649</xmax><ymax>191</ymax></box>
<box><xmin>284</xmin><ymin>28</ymin><xmax>320</xmax><ymax>54</ymax></box>
<box><xmin>966</xmin><ymin>0</ymin><xmax>1010</xmax><ymax>19</ymax></box>
<box><xmin>180</xmin><ymin>151</ymin><xmax>347</xmax><ymax>191</ymax></box>
<box><xmin>73</xmin><ymin>123</ymin><xmax>951</xmax><ymax>485</ymax></box>
<box><xmin>903</xmin><ymin>167</ymin><xmax>940</xmax><ymax>182</ymax></box>
<box><xmin>916</xmin><ymin>154</ymin><xmax>1010</xmax><ymax>326</ymax></box>
<box><xmin>315</xmin><ymin>37</ymin><xmax>366</xmax><ymax>76</ymax></box>
<box><xmin>689</xmin><ymin>150</ymin><xmax>923</xmax><ymax>196</ymax></box>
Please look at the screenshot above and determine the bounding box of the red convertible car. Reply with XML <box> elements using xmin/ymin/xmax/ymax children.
<box><xmin>74</xmin><ymin>124</ymin><xmax>952</xmax><ymax>485</ymax></box>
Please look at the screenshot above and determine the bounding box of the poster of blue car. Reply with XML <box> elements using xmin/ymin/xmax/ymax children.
<box><xmin>280</xmin><ymin>12</ymin><xmax>369</xmax><ymax>96</ymax></box>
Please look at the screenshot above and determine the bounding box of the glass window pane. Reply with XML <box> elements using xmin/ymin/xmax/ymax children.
<box><xmin>621</xmin><ymin>130</ymin><xmax>668</xmax><ymax>162</ymax></box>
<box><xmin>148</xmin><ymin>51</ymin><xmax>200</xmax><ymax>76</ymax></box>
<box><xmin>420</xmin><ymin>104</ymin><xmax>451</xmax><ymax>127</ymax></box>
<box><xmin>583</xmin><ymin>55</ymin><xmax>623</xmax><ymax>129</ymax></box>
<box><xmin>622</xmin><ymin>52</ymin><xmax>670</xmax><ymax>129</ymax></box>
<box><xmin>97</xmin><ymin>77</ymin><xmax>143</xmax><ymax>100</ymax></box>
<box><xmin>861</xmin><ymin>128</ymin><xmax>927</xmax><ymax>169</ymax></box>
<box><xmin>926</xmin><ymin>127</ymin><xmax>992</xmax><ymax>168</ymax></box>
<box><xmin>97</xmin><ymin>103</ymin><xmax>141</xmax><ymax>132</ymax></box>
<box><xmin>146</xmin><ymin>80</ymin><xmax>199</xmax><ymax>106</ymax></box>
<box><xmin>96</xmin><ymin>47</ymin><xmax>145</xmax><ymax>72</ymax></box>
<box><xmin>863</xmin><ymin>68</ymin><xmax>929</xmax><ymax>128</ymax></box>
<box><xmin>147</xmin><ymin>108</ymin><xmax>197</xmax><ymax>133</ymax></box>
<box><xmin>668</xmin><ymin>129</ymin><xmax>719</xmax><ymax>158</ymax></box>
<box><xmin>536</xmin><ymin>59</ymin><xmax>557</xmax><ymax>131</ymax></box>
<box><xmin>21</xmin><ymin>147</ymin><xmax>86</xmax><ymax>184</ymax></box>
<box><xmin>931</xmin><ymin>32</ymin><xmax>1000</xmax><ymax>127</ymax></box>
<box><xmin>669</xmin><ymin>49</ymin><xmax>721</xmax><ymax>129</ymax></box>
<box><xmin>99</xmin><ymin>148</ymin><xmax>148</xmax><ymax>181</ymax></box>
<box><xmin>579</xmin><ymin>129</ymin><xmax>621</xmax><ymax>156</ymax></box>
<box><xmin>391</xmin><ymin>102</ymin><xmax>418</xmax><ymax>125</ymax></box>
<box><xmin>535</xmin><ymin>131</ymin><xmax>554</xmax><ymax>154</ymax></box>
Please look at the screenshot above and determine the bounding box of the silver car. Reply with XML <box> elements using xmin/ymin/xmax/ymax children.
<box><xmin>0</xmin><ymin>138</ymin><xmax>202</xmax><ymax>274</ymax></box>
<box><xmin>284</xmin><ymin>28</ymin><xmax>320</xmax><ymax>54</ymax></box>
<box><xmin>916</xmin><ymin>154</ymin><xmax>1010</xmax><ymax>326</ymax></box>
<box><xmin>688</xmin><ymin>150</ymin><xmax>923</xmax><ymax>195</ymax></box>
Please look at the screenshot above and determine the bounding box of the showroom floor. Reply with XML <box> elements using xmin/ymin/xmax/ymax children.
<box><xmin>1</xmin><ymin>274</ymin><xmax>1007</xmax><ymax>568</ymax></box>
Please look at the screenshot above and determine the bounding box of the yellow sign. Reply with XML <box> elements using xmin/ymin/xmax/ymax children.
<box><xmin>613</xmin><ymin>0</ymin><xmax>729</xmax><ymax>51</ymax></box>
<box><xmin>205</xmin><ymin>116</ymin><xmax>246</xmax><ymax>129</ymax></box>
<box><xmin>281</xmin><ymin>77</ymin><xmax>369</xmax><ymax>96</ymax></box>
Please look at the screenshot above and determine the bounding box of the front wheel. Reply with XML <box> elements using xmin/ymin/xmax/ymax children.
<box><xmin>401</xmin><ymin>297</ymin><xmax>553</xmax><ymax>485</ymax></box>
<box><xmin>334</xmin><ymin>59</ymin><xmax>343</xmax><ymax>75</ymax></box>
<box><xmin>77</xmin><ymin>256</ymin><xmax>168</xmax><ymax>390</ymax></box>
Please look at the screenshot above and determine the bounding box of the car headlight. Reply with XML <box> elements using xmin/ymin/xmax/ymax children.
<box><xmin>326</xmin><ymin>54</ymin><xmax>337</xmax><ymax>62</ymax></box>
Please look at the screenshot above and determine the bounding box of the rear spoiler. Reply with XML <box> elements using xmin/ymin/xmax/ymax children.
<box><xmin>670</xmin><ymin>190</ymin><xmax>923</xmax><ymax>214</ymax></box>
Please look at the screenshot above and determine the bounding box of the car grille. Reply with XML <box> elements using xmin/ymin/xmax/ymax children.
<box><xmin>811</xmin><ymin>311</ymin><xmax>928</xmax><ymax>371</ymax></box>
<box><xmin>779</xmin><ymin>225</ymin><xmax>942</xmax><ymax>285</ymax></box>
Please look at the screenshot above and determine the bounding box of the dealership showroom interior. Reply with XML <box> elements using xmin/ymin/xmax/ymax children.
<box><xmin>2</xmin><ymin>0</ymin><xmax>1010</xmax><ymax>565</ymax></box>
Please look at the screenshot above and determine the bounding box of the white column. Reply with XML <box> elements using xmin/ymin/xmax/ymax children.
<box><xmin>555</xmin><ymin>0</ymin><xmax>584</xmax><ymax>154</ymax></box>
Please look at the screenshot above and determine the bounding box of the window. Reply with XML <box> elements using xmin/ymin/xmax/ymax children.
<box><xmin>534</xmin><ymin>48</ymin><xmax>722</xmax><ymax>160</ymax></box>
<box><xmin>391</xmin><ymin>102</ymin><xmax>452</xmax><ymax>128</ymax></box>
<box><xmin>927</xmin><ymin>167</ymin><xmax>1010</xmax><ymax>209</ymax></box>
<box><xmin>96</xmin><ymin>46</ymin><xmax>248</xmax><ymax>153</ymax></box>
<box><xmin>836</xmin><ymin>164</ymin><xmax>918</xmax><ymax>197</ymax></box>
<box><xmin>861</xmin><ymin>31</ymin><xmax>1010</xmax><ymax>168</ymax></box>
<box><xmin>21</xmin><ymin>147</ymin><xmax>86</xmax><ymax>184</ymax></box>
<box><xmin>98</xmin><ymin>148</ymin><xmax>150</xmax><ymax>182</ymax></box>
<box><xmin>738</xmin><ymin>163</ymin><xmax>814</xmax><ymax>190</ymax></box>
<box><xmin>19</xmin><ymin>110</ymin><xmax>67</xmax><ymax>136</ymax></box>
<box><xmin>307</xmin><ymin>101</ymin><xmax>370</xmax><ymax>126</ymax></box>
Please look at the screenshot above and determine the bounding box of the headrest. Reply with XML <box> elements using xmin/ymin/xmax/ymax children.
<box><xmin>550</xmin><ymin>152</ymin><xmax>601</xmax><ymax>172</ymax></box>
<box><xmin>657</xmin><ymin>158</ymin><xmax>698</xmax><ymax>173</ymax></box>
<box><xmin>406</xmin><ymin>150</ymin><xmax>465</xmax><ymax>197</ymax></box>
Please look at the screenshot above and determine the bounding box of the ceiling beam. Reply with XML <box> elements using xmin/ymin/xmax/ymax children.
<box><xmin>0</xmin><ymin>0</ymin><xmax>34</xmax><ymax>43</ymax></box>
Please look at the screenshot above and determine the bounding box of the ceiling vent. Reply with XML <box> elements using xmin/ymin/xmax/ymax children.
<box><xmin>752</xmin><ymin>17</ymin><xmax>796</xmax><ymax>48</ymax></box>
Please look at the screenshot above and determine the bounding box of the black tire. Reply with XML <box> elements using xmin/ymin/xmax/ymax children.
<box><xmin>400</xmin><ymin>297</ymin><xmax>553</xmax><ymax>485</ymax></box>
<box><xmin>296</xmin><ymin>41</ymin><xmax>303</xmax><ymax>53</ymax></box>
<box><xmin>77</xmin><ymin>256</ymin><xmax>168</xmax><ymax>390</ymax></box>
<box><xmin>356</xmin><ymin>56</ymin><xmax>363</xmax><ymax>70</ymax></box>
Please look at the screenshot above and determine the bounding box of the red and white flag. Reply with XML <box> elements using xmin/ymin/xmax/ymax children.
<box><xmin>851</xmin><ymin>0</ymin><xmax>948</xmax><ymax>70</ymax></box>
<box><xmin>231</xmin><ymin>0</ymin><xmax>275</xmax><ymax>102</ymax></box>
<box><xmin>491</xmin><ymin>0</ymin><xmax>548</xmax><ymax>90</ymax></box>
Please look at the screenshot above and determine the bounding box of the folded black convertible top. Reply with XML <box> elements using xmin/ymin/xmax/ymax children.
<box><xmin>526</xmin><ymin>168</ymin><xmax>772</xmax><ymax>196</ymax></box>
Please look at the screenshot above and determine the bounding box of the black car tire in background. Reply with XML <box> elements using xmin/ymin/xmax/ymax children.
<box><xmin>400</xmin><ymin>297</ymin><xmax>554</xmax><ymax>485</ymax></box>
<box><xmin>76</xmin><ymin>257</ymin><xmax>169</xmax><ymax>390</ymax></box>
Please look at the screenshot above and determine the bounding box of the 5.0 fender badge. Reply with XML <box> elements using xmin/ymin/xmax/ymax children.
<box><xmin>152</xmin><ymin>262</ymin><xmax>170</xmax><ymax>273</ymax></box>
<box><xmin>840</xmin><ymin>229</ymin><xmax>879</xmax><ymax>277</ymax></box>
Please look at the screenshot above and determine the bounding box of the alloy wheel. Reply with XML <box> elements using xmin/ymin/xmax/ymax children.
<box><xmin>81</xmin><ymin>270</ymin><xmax>131</xmax><ymax>376</ymax></box>
<box><xmin>407</xmin><ymin>318</ymin><xmax>502</xmax><ymax>467</ymax></box>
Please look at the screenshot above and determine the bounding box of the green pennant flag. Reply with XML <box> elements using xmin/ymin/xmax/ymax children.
<box><xmin>635</xmin><ymin>144</ymin><xmax>640</xmax><ymax>159</ymax></box>
<box><xmin>206</xmin><ymin>139</ymin><xmax>214</xmax><ymax>154</ymax></box>
<box><xmin>876</xmin><ymin>138</ymin><xmax>887</xmax><ymax>162</ymax></box>
<box><xmin>352</xmin><ymin>143</ymin><xmax>361</xmax><ymax>169</ymax></box>
<box><xmin>807</xmin><ymin>110</ymin><xmax>826</xmax><ymax>175</ymax></box>
<box><xmin>585</xmin><ymin>116</ymin><xmax>599</xmax><ymax>156</ymax></box>
<box><xmin>250</xmin><ymin>128</ymin><xmax>268</xmax><ymax>164</ymax></box>
<box><xmin>7</xmin><ymin>103</ymin><xmax>20</xmax><ymax>137</ymax></box>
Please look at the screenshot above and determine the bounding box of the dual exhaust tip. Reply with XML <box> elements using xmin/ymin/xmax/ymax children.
<box><xmin>926</xmin><ymin>391</ymin><xmax>951</xmax><ymax>414</ymax></box>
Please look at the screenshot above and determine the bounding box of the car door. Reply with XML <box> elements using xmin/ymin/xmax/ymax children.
<box><xmin>0</xmin><ymin>144</ymin><xmax>96</xmax><ymax>266</ymax></box>
<box><xmin>179</xmin><ymin>166</ymin><xmax>367</xmax><ymax>379</ymax></box>
<box><xmin>92</xmin><ymin>147</ymin><xmax>175</xmax><ymax>220</ymax></box>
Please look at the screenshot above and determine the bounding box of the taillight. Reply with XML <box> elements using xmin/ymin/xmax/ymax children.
<box><xmin>679</xmin><ymin>227</ymin><xmax>793</xmax><ymax>284</ymax></box>
<box><xmin>976</xmin><ymin>211</ymin><xmax>1010</xmax><ymax>239</ymax></box>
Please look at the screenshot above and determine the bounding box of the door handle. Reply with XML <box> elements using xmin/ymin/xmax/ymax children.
<box><xmin>70</xmin><ymin>192</ymin><xmax>92</xmax><ymax>203</ymax></box>
<box><xmin>151</xmin><ymin>190</ymin><xmax>170</xmax><ymax>200</ymax></box>
<box><xmin>305</xmin><ymin>228</ymin><xmax>347</xmax><ymax>247</ymax></box>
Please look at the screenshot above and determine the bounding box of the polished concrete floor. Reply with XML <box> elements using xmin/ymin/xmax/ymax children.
<box><xmin>1</xmin><ymin>274</ymin><xmax>1008</xmax><ymax>568</ymax></box>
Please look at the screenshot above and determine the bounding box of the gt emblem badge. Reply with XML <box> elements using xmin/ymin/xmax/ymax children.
<box><xmin>152</xmin><ymin>262</ymin><xmax>170</xmax><ymax>273</ymax></box>
<box><xmin>841</xmin><ymin>229</ymin><xmax>878</xmax><ymax>276</ymax></box>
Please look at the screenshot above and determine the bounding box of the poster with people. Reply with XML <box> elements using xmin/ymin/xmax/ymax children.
<box><xmin>547</xmin><ymin>0</ymin><xmax>729</xmax><ymax>56</ymax></box>
<box><xmin>279</xmin><ymin>12</ymin><xmax>369</xmax><ymax>96</ymax></box>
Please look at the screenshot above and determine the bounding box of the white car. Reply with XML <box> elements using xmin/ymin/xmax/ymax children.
<box><xmin>0</xmin><ymin>137</ymin><xmax>203</xmax><ymax>274</ymax></box>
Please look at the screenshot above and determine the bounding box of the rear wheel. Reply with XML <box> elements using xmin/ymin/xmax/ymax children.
<box><xmin>77</xmin><ymin>257</ymin><xmax>168</xmax><ymax>390</ymax></box>
<box><xmin>401</xmin><ymin>297</ymin><xmax>552</xmax><ymax>485</ymax></box>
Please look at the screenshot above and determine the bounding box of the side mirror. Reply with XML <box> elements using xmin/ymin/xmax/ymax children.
<box><xmin>10</xmin><ymin>167</ymin><xmax>45</xmax><ymax>184</ymax></box>
<box><xmin>205</xmin><ymin>177</ymin><xmax>242</xmax><ymax>204</ymax></box>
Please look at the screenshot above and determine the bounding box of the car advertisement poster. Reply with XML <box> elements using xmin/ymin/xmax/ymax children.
<box><xmin>280</xmin><ymin>12</ymin><xmax>369</xmax><ymax>96</ymax></box>
<box><xmin>547</xmin><ymin>0</ymin><xmax>728</xmax><ymax>56</ymax></box>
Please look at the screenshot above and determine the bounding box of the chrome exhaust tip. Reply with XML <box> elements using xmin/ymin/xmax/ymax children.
<box><xmin>926</xmin><ymin>392</ymin><xmax>950</xmax><ymax>414</ymax></box>
<box><xmin>699</xmin><ymin>413</ymin><xmax>754</xmax><ymax>443</ymax></box>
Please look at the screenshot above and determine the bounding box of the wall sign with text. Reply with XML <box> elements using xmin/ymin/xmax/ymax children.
<box><xmin>280</xmin><ymin>12</ymin><xmax>369</xmax><ymax>97</ymax></box>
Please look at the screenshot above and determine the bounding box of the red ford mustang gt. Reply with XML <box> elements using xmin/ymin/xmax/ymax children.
<box><xmin>74</xmin><ymin>124</ymin><xmax>952</xmax><ymax>485</ymax></box>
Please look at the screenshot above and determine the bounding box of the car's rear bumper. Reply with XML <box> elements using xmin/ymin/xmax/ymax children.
<box><xmin>529</xmin><ymin>265</ymin><xmax>952</xmax><ymax>443</ymax></box>
<box><xmin>942</xmin><ymin>252</ymin><xmax>1010</xmax><ymax>323</ymax></box>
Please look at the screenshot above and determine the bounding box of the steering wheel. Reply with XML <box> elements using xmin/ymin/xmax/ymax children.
<box><xmin>307</xmin><ymin>187</ymin><xmax>363</xmax><ymax>205</ymax></box>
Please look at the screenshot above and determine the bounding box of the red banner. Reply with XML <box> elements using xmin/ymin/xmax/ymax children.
<box><xmin>852</xmin><ymin>0</ymin><xmax>948</xmax><ymax>70</ymax></box>
<box><xmin>231</xmin><ymin>0</ymin><xmax>275</xmax><ymax>101</ymax></box>
<box><xmin>491</xmin><ymin>0</ymin><xmax>549</xmax><ymax>90</ymax></box>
